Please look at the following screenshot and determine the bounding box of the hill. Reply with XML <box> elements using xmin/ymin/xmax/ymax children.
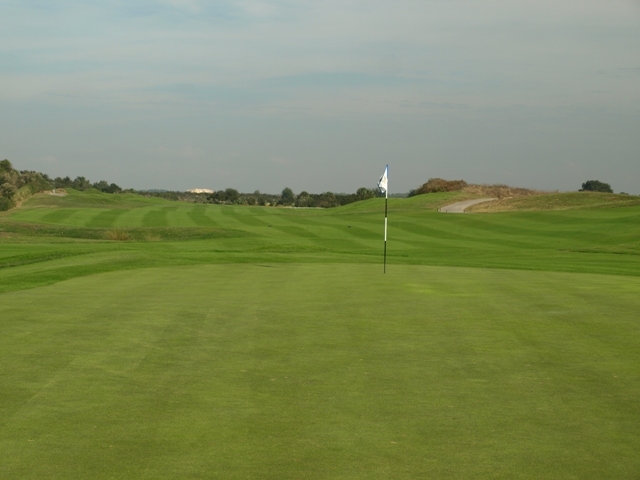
<box><xmin>1</xmin><ymin>188</ymin><xmax>639</xmax><ymax>285</ymax></box>
<box><xmin>466</xmin><ymin>192</ymin><xmax>640</xmax><ymax>212</ymax></box>
<box><xmin>21</xmin><ymin>188</ymin><xmax>170</xmax><ymax>209</ymax></box>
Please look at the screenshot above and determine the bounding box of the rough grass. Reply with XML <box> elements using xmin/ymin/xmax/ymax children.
<box><xmin>21</xmin><ymin>188</ymin><xmax>167</xmax><ymax>209</ymax></box>
<box><xmin>0</xmin><ymin>220</ymin><xmax>248</xmax><ymax>243</ymax></box>
<box><xmin>467</xmin><ymin>191</ymin><xmax>640</xmax><ymax>212</ymax></box>
<box><xmin>463</xmin><ymin>183</ymin><xmax>548</xmax><ymax>199</ymax></box>
<box><xmin>104</xmin><ymin>229</ymin><xmax>132</xmax><ymax>241</ymax></box>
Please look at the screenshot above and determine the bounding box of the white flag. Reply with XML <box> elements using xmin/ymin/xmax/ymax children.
<box><xmin>378</xmin><ymin>165</ymin><xmax>388</xmax><ymax>194</ymax></box>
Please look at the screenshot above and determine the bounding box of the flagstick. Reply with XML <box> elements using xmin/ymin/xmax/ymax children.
<box><xmin>383</xmin><ymin>189</ymin><xmax>388</xmax><ymax>274</ymax></box>
<box><xmin>377</xmin><ymin>164</ymin><xmax>389</xmax><ymax>274</ymax></box>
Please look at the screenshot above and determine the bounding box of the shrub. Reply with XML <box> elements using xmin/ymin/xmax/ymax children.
<box><xmin>463</xmin><ymin>184</ymin><xmax>545</xmax><ymax>199</ymax></box>
<box><xmin>409</xmin><ymin>178</ymin><xmax>468</xmax><ymax>196</ymax></box>
<box><xmin>0</xmin><ymin>197</ymin><xmax>13</xmax><ymax>211</ymax></box>
<box><xmin>105</xmin><ymin>229</ymin><xmax>132</xmax><ymax>241</ymax></box>
<box><xmin>580</xmin><ymin>180</ymin><xmax>613</xmax><ymax>193</ymax></box>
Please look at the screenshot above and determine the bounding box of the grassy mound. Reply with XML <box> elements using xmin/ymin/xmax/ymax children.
<box><xmin>467</xmin><ymin>192</ymin><xmax>640</xmax><ymax>212</ymax></box>
<box><xmin>463</xmin><ymin>184</ymin><xmax>548</xmax><ymax>199</ymax></box>
<box><xmin>21</xmin><ymin>188</ymin><xmax>168</xmax><ymax>209</ymax></box>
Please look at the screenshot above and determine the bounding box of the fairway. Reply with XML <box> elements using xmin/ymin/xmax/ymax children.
<box><xmin>1</xmin><ymin>191</ymin><xmax>640</xmax><ymax>478</ymax></box>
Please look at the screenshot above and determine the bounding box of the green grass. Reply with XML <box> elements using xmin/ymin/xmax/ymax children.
<box><xmin>2</xmin><ymin>191</ymin><xmax>639</xmax><ymax>294</ymax></box>
<box><xmin>1</xmin><ymin>190</ymin><xmax>640</xmax><ymax>478</ymax></box>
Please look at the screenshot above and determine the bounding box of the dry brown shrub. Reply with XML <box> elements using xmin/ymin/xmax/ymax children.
<box><xmin>463</xmin><ymin>184</ymin><xmax>549</xmax><ymax>199</ymax></box>
<box><xmin>412</xmin><ymin>178</ymin><xmax>468</xmax><ymax>195</ymax></box>
<box><xmin>143</xmin><ymin>232</ymin><xmax>162</xmax><ymax>242</ymax></box>
<box><xmin>105</xmin><ymin>229</ymin><xmax>132</xmax><ymax>241</ymax></box>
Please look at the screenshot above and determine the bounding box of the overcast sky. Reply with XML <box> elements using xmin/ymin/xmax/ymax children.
<box><xmin>1</xmin><ymin>0</ymin><xmax>639</xmax><ymax>193</ymax></box>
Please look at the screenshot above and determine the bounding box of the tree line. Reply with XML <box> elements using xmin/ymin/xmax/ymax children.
<box><xmin>52</xmin><ymin>175</ymin><xmax>123</xmax><ymax>194</ymax></box>
<box><xmin>3</xmin><ymin>159</ymin><xmax>381</xmax><ymax>211</ymax></box>
<box><xmin>2</xmin><ymin>158</ymin><xmax>630</xmax><ymax>214</ymax></box>
<box><xmin>141</xmin><ymin>186</ymin><xmax>380</xmax><ymax>208</ymax></box>
<box><xmin>0</xmin><ymin>159</ymin><xmax>126</xmax><ymax>211</ymax></box>
<box><xmin>0</xmin><ymin>160</ymin><xmax>53</xmax><ymax>210</ymax></box>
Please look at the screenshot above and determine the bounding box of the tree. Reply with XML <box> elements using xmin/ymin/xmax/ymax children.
<box><xmin>89</xmin><ymin>180</ymin><xmax>122</xmax><ymax>194</ymax></box>
<box><xmin>280</xmin><ymin>187</ymin><xmax>294</xmax><ymax>205</ymax></box>
<box><xmin>54</xmin><ymin>176</ymin><xmax>73</xmax><ymax>188</ymax></box>
<box><xmin>0</xmin><ymin>159</ymin><xmax>14</xmax><ymax>173</ymax></box>
<box><xmin>0</xmin><ymin>182</ymin><xmax>17</xmax><ymax>198</ymax></box>
<box><xmin>580</xmin><ymin>180</ymin><xmax>612</xmax><ymax>193</ymax></box>
<box><xmin>356</xmin><ymin>187</ymin><xmax>375</xmax><ymax>201</ymax></box>
<box><xmin>295</xmin><ymin>191</ymin><xmax>314</xmax><ymax>207</ymax></box>
<box><xmin>93</xmin><ymin>180</ymin><xmax>110</xmax><ymax>191</ymax></box>
<box><xmin>72</xmin><ymin>176</ymin><xmax>92</xmax><ymax>191</ymax></box>
<box><xmin>225</xmin><ymin>188</ymin><xmax>240</xmax><ymax>203</ymax></box>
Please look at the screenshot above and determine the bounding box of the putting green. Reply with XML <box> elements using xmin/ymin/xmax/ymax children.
<box><xmin>1</xmin><ymin>263</ymin><xmax>639</xmax><ymax>479</ymax></box>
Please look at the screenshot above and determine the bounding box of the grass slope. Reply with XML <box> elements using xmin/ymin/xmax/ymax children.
<box><xmin>1</xmin><ymin>190</ymin><xmax>639</xmax><ymax>296</ymax></box>
<box><xmin>467</xmin><ymin>191</ymin><xmax>640</xmax><ymax>212</ymax></box>
<box><xmin>1</xmin><ymin>264</ymin><xmax>639</xmax><ymax>479</ymax></box>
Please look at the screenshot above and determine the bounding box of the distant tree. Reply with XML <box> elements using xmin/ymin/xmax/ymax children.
<box><xmin>225</xmin><ymin>188</ymin><xmax>240</xmax><ymax>203</ymax></box>
<box><xmin>19</xmin><ymin>170</ymin><xmax>51</xmax><ymax>193</ymax></box>
<box><xmin>0</xmin><ymin>159</ymin><xmax>13</xmax><ymax>173</ymax></box>
<box><xmin>107</xmin><ymin>183</ymin><xmax>122</xmax><ymax>194</ymax></box>
<box><xmin>295</xmin><ymin>191</ymin><xmax>314</xmax><ymax>207</ymax></box>
<box><xmin>580</xmin><ymin>180</ymin><xmax>612</xmax><ymax>193</ymax></box>
<box><xmin>54</xmin><ymin>176</ymin><xmax>73</xmax><ymax>188</ymax></box>
<box><xmin>93</xmin><ymin>180</ymin><xmax>110</xmax><ymax>191</ymax></box>
<box><xmin>90</xmin><ymin>180</ymin><xmax>122</xmax><ymax>194</ymax></box>
<box><xmin>0</xmin><ymin>182</ymin><xmax>17</xmax><ymax>198</ymax></box>
<box><xmin>315</xmin><ymin>192</ymin><xmax>338</xmax><ymax>208</ymax></box>
<box><xmin>280</xmin><ymin>187</ymin><xmax>295</xmax><ymax>205</ymax></box>
<box><xmin>72</xmin><ymin>176</ymin><xmax>92</xmax><ymax>191</ymax></box>
<box><xmin>356</xmin><ymin>187</ymin><xmax>375</xmax><ymax>201</ymax></box>
<box><xmin>207</xmin><ymin>190</ymin><xmax>227</xmax><ymax>203</ymax></box>
<box><xmin>0</xmin><ymin>161</ymin><xmax>53</xmax><ymax>211</ymax></box>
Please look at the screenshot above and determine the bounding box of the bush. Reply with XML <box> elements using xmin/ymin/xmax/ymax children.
<box><xmin>280</xmin><ymin>187</ymin><xmax>295</xmax><ymax>205</ymax></box>
<box><xmin>356</xmin><ymin>187</ymin><xmax>376</xmax><ymax>200</ymax></box>
<box><xmin>0</xmin><ymin>182</ymin><xmax>17</xmax><ymax>198</ymax></box>
<box><xmin>408</xmin><ymin>178</ymin><xmax>468</xmax><ymax>197</ymax></box>
<box><xmin>580</xmin><ymin>180</ymin><xmax>613</xmax><ymax>193</ymax></box>
<box><xmin>105</xmin><ymin>229</ymin><xmax>132</xmax><ymax>241</ymax></box>
<box><xmin>0</xmin><ymin>196</ymin><xmax>13</xmax><ymax>211</ymax></box>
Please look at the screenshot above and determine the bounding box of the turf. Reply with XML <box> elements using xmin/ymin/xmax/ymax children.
<box><xmin>2</xmin><ymin>264</ymin><xmax>639</xmax><ymax>479</ymax></box>
<box><xmin>2</xmin><ymin>191</ymin><xmax>639</xmax><ymax>296</ymax></box>
<box><xmin>1</xmin><ymin>190</ymin><xmax>639</xmax><ymax>478</ymax></box>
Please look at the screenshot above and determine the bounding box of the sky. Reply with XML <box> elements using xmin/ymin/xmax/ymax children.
<box><xmin>1</xmin><ymin>0</ymin><xmax>639</xmax><ymax>194</ymax></box>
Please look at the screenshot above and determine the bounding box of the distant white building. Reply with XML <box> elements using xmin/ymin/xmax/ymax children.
<box><xmin>188</xmin><ymin>188</ymin><xmax>214</xmax><ymax>194</ymax></box>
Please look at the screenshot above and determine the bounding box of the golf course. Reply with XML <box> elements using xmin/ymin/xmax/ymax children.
<box><xmin>1</xmin><ymin>189</ymin><xmax>639</xmax><ymax>479</ymax></box>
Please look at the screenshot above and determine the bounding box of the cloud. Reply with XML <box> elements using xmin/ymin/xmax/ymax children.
<box><xmin>1</xmin><ymin>0</ymin><xmax>639</xmax><ymax>193</ymax></box>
